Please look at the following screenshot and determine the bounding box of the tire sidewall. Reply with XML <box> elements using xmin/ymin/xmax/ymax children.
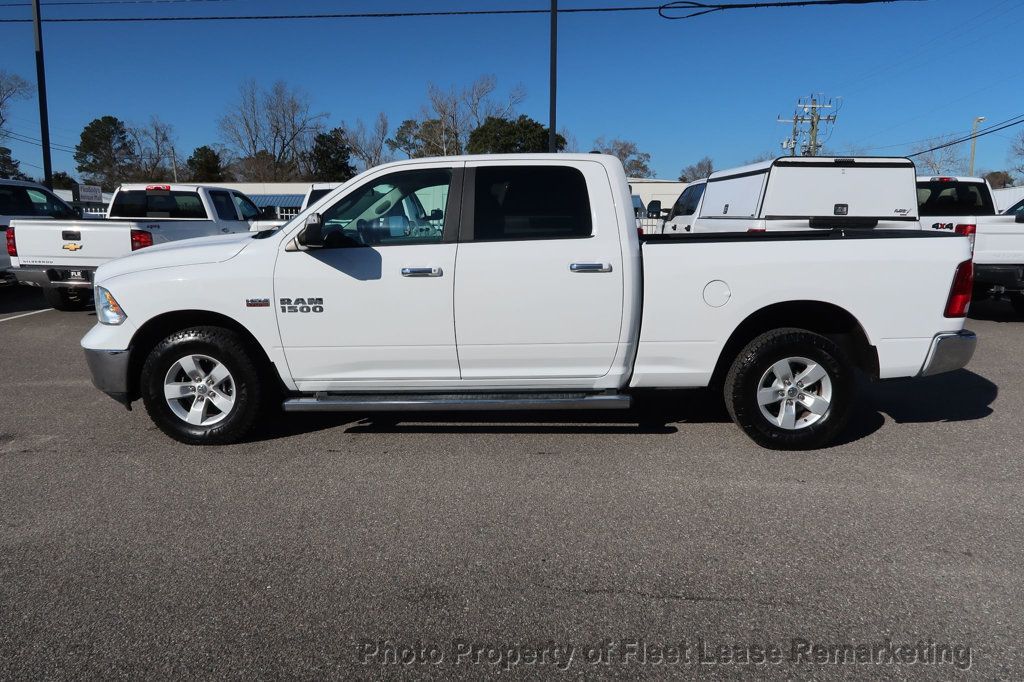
<box><xmin>141</xmin><ymin>328</ymin><xmax>261</xmax><ymax>445</ymax></box>
<box><xmin>728</xmin><ymin>330</ymin><xmax>853</xmax><ymax>450</ymax></box>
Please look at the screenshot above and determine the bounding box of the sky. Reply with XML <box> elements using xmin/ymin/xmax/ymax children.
<box><xmin>0</xmin><ymin>0</ymin><xmax>1021</xmax><ymax>181</ymax></box>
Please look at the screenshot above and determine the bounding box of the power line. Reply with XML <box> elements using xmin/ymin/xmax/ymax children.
<box><xmin>3</xmin><ymin>128</ymin><xmax>77</xmax><ymax>153</ymax></box>
<box><xmin>907</xmin><ymin>115</ymin><xmax>1024</xmax><ymax>158</ymax></box>
<box><xmin>0</xmin><ymin>0</ymin><xmax>239</xmax><ymax>7</ymax></box>
<box><xmin>0</xmin><ymin>0</ymin><xmax>927</xmax><ymax>23</ymax></box>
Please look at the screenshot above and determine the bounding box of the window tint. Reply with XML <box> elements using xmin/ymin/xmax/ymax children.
<box><xmin>672</xmin><ymin>182</ymin><xmax>705</xmax><ymax>217</ymax></box>
<box><xmin>109</xmin><ymin>190</ymin><xmax>207</xmax><ymax>219</ymax></box>
<box><xmin>232</xmin><ymin>193</ymin><xmax>260</xmax><ymax>221</ymax></box>
<box><xmin>306</xmin><ymin>188</ymin><xmax>332</xmax><ymax>207</ymax></box>
<box><xmin>917</xmin><ymin>181</ymin><xmax>995</xmax><ymax>217</ymax></box>
<box><xmin>26</xmin><ymin>189</ymin><xmax>76</xmax><ymax>218</ymax></box>
<box><xmin>209</xmin><ymin>191</ymin><xmax>238</xmax><ymax>221</ymax></box>
<box><xmin>318</xmin><ymin>169</ymin><xmax>450</xmax><ymax>248</ymax></box>
<box><xmin>1007</xmin><ymin>198</ymin><xmax>1024</xmax><ymax>216</ymax></box>
<box><xmin>0</xmin><ymin>187</ymin><xmax>33</xmax><ymax>216</ymax></box>
<box><xmin>472</xmin><ymin>166</ymin><xmax>591</xmax><ymax>241</ymax></box>
<box><xmin>0</xmin><ymin>186</ymin><xmax>75</xmax><ymax>218</ymax></box>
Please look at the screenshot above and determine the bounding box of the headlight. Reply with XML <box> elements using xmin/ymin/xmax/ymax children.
<box><xmin>95</xmin><ymin>286</ymin><xmax>127</xmax><ymax>325</ymax></box>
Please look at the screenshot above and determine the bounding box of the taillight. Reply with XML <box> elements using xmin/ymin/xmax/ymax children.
<box><xmin>955</xmin><ymin>223</ymin><xmax>976</xmax><ymax>253</ymax></box>
<box><xmin>944</xmin><ymin>259</ymin><xmax>974</xmax><ymax>318</ymax></box>
<box><xmin>747</xmin><ymin>227</ymin><xmax>766</xmax><ymax>233</ymax></box>
<box><xmin>130</xmin><ymin>229</ymin><xmax>153</xmax><ymax>251</ymax></box>
<box><xmin>5</xmin><ymin>226</ymin><xmax>15</xmax><ymax>257</ymax></box>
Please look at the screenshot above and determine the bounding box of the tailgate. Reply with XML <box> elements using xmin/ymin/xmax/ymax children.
<box><xmin>10</xmin><ymin>219</ymin><xmax>138</xmax><ymax>268</ymax></box>
<box><xmin>973</xmin><ymin>216</ymin><xmax>1024</xmax><ymax>265</ymax></box>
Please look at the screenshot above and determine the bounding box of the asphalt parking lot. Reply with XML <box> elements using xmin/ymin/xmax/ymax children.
<box><xmin>0</xmin><ymin>285</ymin><xmax>1021</xmax><ymax>678</ymax></box>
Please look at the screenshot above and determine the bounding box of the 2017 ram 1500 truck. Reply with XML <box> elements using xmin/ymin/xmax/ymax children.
<box><xmin>81</xmin><ymin>154</ymin><xmax>977</xmax><ymax>450</ymax></box>
<box><xmin>7</xmin><ymin>183</ymin><xmax>284</xmax><ymax>310</ymax></box>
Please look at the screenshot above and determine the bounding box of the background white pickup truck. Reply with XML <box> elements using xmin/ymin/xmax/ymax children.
<box><xmin>81</xmin><ymin>154</ymin><xmax>976</xmax><ymax>450</ymax></box>
<box><xmin>917</xmin><ymin>176</ymin><xmax>1024</xmax><ymax>313</ymax></box>
<box><xmin>7</xmin><ymin>183</ymin><xmax>284</xmax><ymax>310</ymax></box>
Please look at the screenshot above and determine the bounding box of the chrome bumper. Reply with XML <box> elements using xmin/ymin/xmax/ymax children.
<box><xmin>83</xmin><ymin>348</ymin><xmax>132</xmax><ymax>409</ymax></box>
<box><xmin>14</xmin><ymin>266</ymin><xmax>95</xmax><ymax>289</ymax></box>
<box><xmin>920</xmin><ymin>330</ymin><xmax>977</xmax><ymax>377</ymax></box>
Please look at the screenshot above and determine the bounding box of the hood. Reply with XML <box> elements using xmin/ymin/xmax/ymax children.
<box><xmin>95</xmin><ymin>231</ymin><xmax>256</xmax><ymax>282</ymax></box>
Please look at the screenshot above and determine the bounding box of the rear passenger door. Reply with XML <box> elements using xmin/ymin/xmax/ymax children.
<box><xmin>453</xmin><ymin>161</ymin><xmax>624</xmax><ymax>380</ymax></box>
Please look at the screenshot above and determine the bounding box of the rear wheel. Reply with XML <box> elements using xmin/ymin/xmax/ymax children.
<box><xmin>724</xmin><ymin>328</ymin><xmax>854</xmax><ymax>450</ymax></box>
<box><xmin>140</xmin><ymin>326</ymin><xmax>263</xmax><ymax>445</ymax></box>
<box><xmin>43</xmin><ymin>286</ymin><xmax>91</xmax><ymax>311</ymax></box>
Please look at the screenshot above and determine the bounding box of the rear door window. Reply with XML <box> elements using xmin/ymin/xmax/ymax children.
<box><xmin>672</xmin><ymin>183</ymin><xmax>705</xmax><ymax>218</ymax></box>
<box><xmin>209</xmin><ymin>190</ymin><xmax>238</xmax><ymax>221</ymax></box>
<box><xmin>917</xmin><ymin>181</ymin><xmax>995</xmax><ymax>216</ymax></box>
<box><xmin>470</xmin><ymin>166</ymin><xmax>592</xmax><ymax>241</ymax></box>
<box><xmin>109</xmin><ymin>190</ymin><xmax>208</xmax><ymax>219</ymax></box>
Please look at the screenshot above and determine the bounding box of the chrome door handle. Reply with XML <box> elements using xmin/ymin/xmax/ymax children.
<box><xmin>569</xmin><ymin>262</ymin><xmax>612</xmax><ymax>273</ymax></box>
<box><xmin>401</xmin><ymin>267</ymin><xmax>443</xmax><ymax>277</ymax></box>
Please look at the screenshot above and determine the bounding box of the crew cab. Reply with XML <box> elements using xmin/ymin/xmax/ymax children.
<box><xmin>917</xmin><ymin>176</ymin><xmax>1024</xmax><ymax>313</ymax></box>
<box><xmin>663</xmin><ymin>157</ymin><xmax>920</xmax><ymax>234</ymax></box>
<box><xmin>7</xmin><ymin>183</ymin><xmax>284</xmax><ymax>310</ymax></box>
<box><xmin>81</xmin><ymin>154</ymin><xmax>977</xmax><ymax>450</ymax></box>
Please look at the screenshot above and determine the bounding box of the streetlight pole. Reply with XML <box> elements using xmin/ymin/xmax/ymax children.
<box><xmin>31</xmin><ymin>0</ymin><xmax>53</xmax><ymax>189</ymax></box>
<box><xmin>548</xmin><ymin>0</ymin><xmax>557</xmax><ymax>153</ymax></box>
<box><xmin>969</xmin><ymin>115</ymin><xmax>986</xmax><ymax>177</ymax></box>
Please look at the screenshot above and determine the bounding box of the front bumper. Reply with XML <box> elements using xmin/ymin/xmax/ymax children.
<box><xmin>919</xmin><ymin>330</ymin><xmax>977</xmax><ymax>377</ymax></box>
<box><xmin>83</xmin><ymin>347</ymin><xmax>132</xmax><ymax>408</ymax></box>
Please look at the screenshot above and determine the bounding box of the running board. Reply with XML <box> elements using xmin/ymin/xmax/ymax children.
<box><xmin>282</xmin><ymin>391</ymin><xmax>632</xmax><ymax>413</ymax></box>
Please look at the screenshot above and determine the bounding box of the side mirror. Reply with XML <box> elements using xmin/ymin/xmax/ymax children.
<box><xmin>646</xmin><ymin>200</ymin><xmax>662</xmax><ymax>219</ymax></box>
<box><xmin>259</xmin><ymin>206</ymin><xmax>277</xmax><ymax>220</ymax></box>
<box><xmin>298</xmin><ymin>213</ymin><xmax>324</xmax><ymax>248</ymax></box>
<box><xmin>429</xmin><ymin>208</ymin><xmax>444</xmax><ymax>221</ymax></box>
<box><xmin>73</xmin><ymin>207</ymin><xmax>84</xmax><ymax>219</ymax></box>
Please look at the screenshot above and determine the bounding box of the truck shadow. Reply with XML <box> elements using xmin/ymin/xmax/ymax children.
<box><xmin>331</xmin><ymin>370</ymin><xmax>996</xmax><ymax>442</ymax></box>
<box><xmin>0</xmin><ymin>285</ymin><xmax>48</xmax><ymax>315</ymax></box>
<box><xmin>969</xmin><ymin>299</ymin><xmax>1023</xmax><ymax>323</ymax></box>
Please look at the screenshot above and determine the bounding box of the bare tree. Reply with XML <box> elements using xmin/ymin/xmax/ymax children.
<box><xmin>219</xmin><ymin>79</ymin><xmax>326</xmax><ymax>181</ymax></box>
<box><xmin>0</xmin><ymin>70</ymin><xmax>33</xmax><ymax>135</ymax></box>
<box><xmin>346</xmin><ymin>112</ymin><xmax>392</xmax><ymax>170</ymax></box>
<box><xmin>593</xmin><ymin>136</ymin><xmax>652</xmax><ymax>178</ymax></box>
<box><xmin>911</xmin><ymin>136</ymin><xmax>968</xmax><ymax>176</ymax></box>
<box><xmin>679</xmin><ymin>156</ymin><xmax>714</xmax><ymax>182</ymax></box>
<box><xmin>1012</xmin><ymin>130</ymin><xmax>1024</xmax><ymax>176</ymax></box>
<box><xmin>129</xmin><ymin>116</ymin><xmax>178</xmax><ymax>181</ymax></box>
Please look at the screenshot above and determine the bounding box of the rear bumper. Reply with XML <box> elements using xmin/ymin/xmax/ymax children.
<box><xmin>83</xmin><ymin>347</ymin><xmax>132</xmax><ymax>408</ymax></box>
<box><xmin>974</xmin><ymin>264</ymin><xmax>1024</xmax><ymax>290</ymax></box>
<box><xmin>13</xmin><ymin>265</ymin><xmax>95</xmax><ymax>289</ymax></box>
<box><xmin>919</xmin><ymin>330</ymin><xmax>977</xmax><ymax>377</ymax></box>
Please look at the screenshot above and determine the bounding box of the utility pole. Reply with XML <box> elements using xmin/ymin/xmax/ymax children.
<box><xmin>969</xmin><ymin>115</ymin><xmax>986</xmax><ymax>176</ymax></box>
<box><xmin>170</xmin><ymin>147</ymin><xmax>179</xmax><ymax>183</ymax></box>
<box><xmin>777</xmin><ymin>95</ymin><xmax>838</xmax><ymax>157</ymax></box>
<box><xmin>31</xmin><ymin>0</ymin><xmax>53</xmax><ymax>189</ymax></box>
<box><xmin>548</xmin><ymin>0</ymin><xmax>557</xmax><ymax>153</ymax></box>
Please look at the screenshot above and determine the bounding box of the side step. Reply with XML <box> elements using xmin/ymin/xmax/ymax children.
<box><xmin>282</xmin><ymin>391</ymin><xmax>632</xmax><ymax>413</ymax></box>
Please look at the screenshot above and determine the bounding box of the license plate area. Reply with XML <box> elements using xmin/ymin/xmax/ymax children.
<box><xmin>60</xmin><ymin>269</ymin><xmax>91</xmax><ymax>282</ymax></box>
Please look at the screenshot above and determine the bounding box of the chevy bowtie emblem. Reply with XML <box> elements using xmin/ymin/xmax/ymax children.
<box><xmin>62</xmin><ymin>243</ymin><xmax>83</xmax><ymax>251</ymax></box>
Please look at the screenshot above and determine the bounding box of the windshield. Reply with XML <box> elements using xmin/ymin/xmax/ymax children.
<box><xmin>917</xmin><ymin>181</ymin><xmax>995</xmax><ymax>217</ymax></box>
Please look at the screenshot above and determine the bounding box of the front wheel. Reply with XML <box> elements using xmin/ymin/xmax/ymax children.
<box><xmin>140</xmin><ymin>326</ymin><xmax>264</xmax><ymax>445</ymax></box>
<box><xmin>724</xmin><ymin>328</ymin><xmax>854</xmax><ymax>450</ymax></box>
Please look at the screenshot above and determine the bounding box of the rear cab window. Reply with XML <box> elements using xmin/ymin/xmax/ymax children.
<box><xmin>917</xmin><ymin>180</ymin><xmax>995</xmax><ymax>217</ymax></box>
<box><xmin>471</xmin><ymin>166</ymin><xmax>592</xmax><ymax>241</ymax></box>
<box><xmin>109</xmin><ymin>189</ymin><xmax>208</xmax><ymax>219</ymax></box>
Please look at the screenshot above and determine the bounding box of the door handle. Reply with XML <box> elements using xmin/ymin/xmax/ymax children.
<box><xmin>401</xmin><ymin>267</ymin><xmax>443</xmax><ymax>277</ymax></box>
<box><xmin>569</xmin><ymin>262</ymin><xmax>612</xmax><ymax>273</ymax></box>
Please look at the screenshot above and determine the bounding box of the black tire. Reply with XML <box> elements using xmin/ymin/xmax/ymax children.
<box><xmin>1008</xmin><ymin>293</ymin><xmax>1024</xmax><ymax>318</ymax></box>
<box><xmin>724</xmin><ymin>328</ymin><xmax>854</xmax><ymax>450</ymax></box>
<box><xmin>140</xmin><ymin>326</ymin><xmax>263</xmax><ymax>445</ymax></box>
<box><xmin>43</xmin><ymin>286</ymin><xmax>91</xmax><ymax>311</ymax></box>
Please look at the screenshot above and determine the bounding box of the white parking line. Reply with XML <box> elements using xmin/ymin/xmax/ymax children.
<box><xmin>0</xmin><ymin>308</ymin><xmax>52</xmax><ymax>323</ymax></box>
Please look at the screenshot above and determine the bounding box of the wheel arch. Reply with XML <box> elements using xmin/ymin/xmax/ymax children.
<box><xmin>709</xmin><ymin>300</ymin><xmax>879</xmax><ymax>389</ymax></box>
<box><xmin>126</xmin><ymin>309</ymin><xmax>283</xmax><ymax>402</ymax></box>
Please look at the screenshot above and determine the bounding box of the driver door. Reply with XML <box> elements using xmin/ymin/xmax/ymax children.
<box><xmin>274</xmin><ymin>163</ymin><xmax>463</xmax><ymax>390</ymax></box>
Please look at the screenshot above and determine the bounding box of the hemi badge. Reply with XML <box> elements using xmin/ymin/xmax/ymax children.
<box><xmin>246</xmin><ymin>298</ymin><xmax>270</xmax><ymax>308</ymax></box>
<box><xmin>62</xmin><ymin>243</ymin><xmax>83</xmax><ymax>251</ymax></box>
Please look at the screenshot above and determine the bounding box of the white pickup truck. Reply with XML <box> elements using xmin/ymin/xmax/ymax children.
<box><xmin>7</xmin><ymin>183</ymin><xmax>283</xmax><ymax>310</ymax></box>
<box><xmin>81</xmin><ymin>154</ymin><xmax>976</xmax><ymax>450</ymax></box>
<box><xmin>917</xmin><ymin>176</ymin><xmax>1024</xmax><ymax>313</ymax></box>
